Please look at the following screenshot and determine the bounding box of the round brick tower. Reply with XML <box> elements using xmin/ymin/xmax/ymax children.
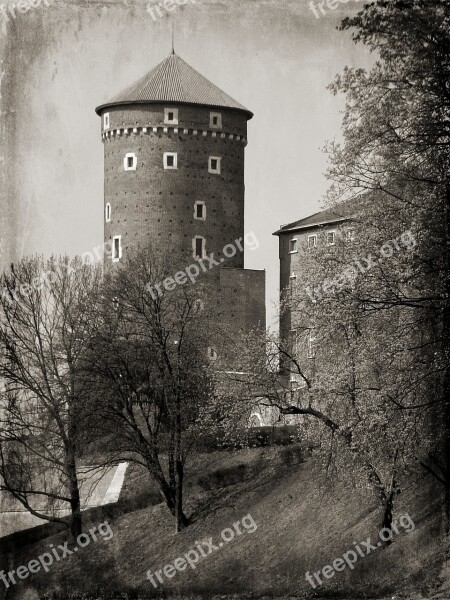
<box><xmin>95</xmin><ymin>51</ymin><xmax>253</xmax><ymax>276</ymax></box>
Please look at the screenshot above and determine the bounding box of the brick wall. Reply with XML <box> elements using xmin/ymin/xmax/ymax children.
<box><xmin>101</xmin><ymin>105</ymin><xmax>248</xmax><ymax>139</ymax></box>
<box><xmin>218</xmin><ymin>267</ymin><xmax>266</xmax><ymax>366</ymax></box>
<box><xmin>101</xmin><ymin>104</ymin><xmax>248</xmax><ymax>273</ymax></box>
<box><xmin>98</xmin><ymin>102</ymin><xmax>267</xmax><ymax>376</ymax></box>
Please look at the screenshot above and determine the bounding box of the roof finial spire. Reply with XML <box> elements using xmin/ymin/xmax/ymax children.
<box><xmin>171</xmin><ymin>22</ymin><xmax>175</xmax><ymax>54</ymax></box>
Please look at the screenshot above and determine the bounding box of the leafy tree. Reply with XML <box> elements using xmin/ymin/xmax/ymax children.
<box><xmin>290</xmin><ymin>223</ymin><xmax>430</xmax><ymax>530</ymax></box>
<box><xmin>225</xmin><ymin>318</ymin><xmax>424</xmax><ymax>537</ymax></box>
<box><xmin>324</xmin><ymin>0</ymin><xmax>450</xmax><ymax>499</ymax></box>
<box><xmin>252</xmin><ymin>0</ymin><xmax>450</xmax><ymax>529</ymax></box>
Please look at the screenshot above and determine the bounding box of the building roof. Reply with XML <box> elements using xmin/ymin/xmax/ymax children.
<box><xmin>95</xmin><ymin>51</ymin><xmax>253</xmax><ymax>119</ymax></box>
<box><xmin>273</xmin><ymin>196</ymin><xmax>365</xmax><ymax>236</ymax></box>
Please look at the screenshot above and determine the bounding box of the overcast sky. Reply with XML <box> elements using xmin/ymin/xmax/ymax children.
<box><xmin>6</xmin><ymin>0</ymin><xmax>373</xmax><ymax>328</ymax></box>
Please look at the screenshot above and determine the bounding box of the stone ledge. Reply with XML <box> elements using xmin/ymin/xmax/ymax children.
<box><xmin>101</xmin><ymin>127</ymin><xmax>247</xmax><ymax>145</ymax></box>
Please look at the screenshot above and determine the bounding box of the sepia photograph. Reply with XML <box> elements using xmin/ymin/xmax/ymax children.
<box><xmin>0</xmin><ymin>0</ymin><xmax>449</xmax><ymax>598</ymax></box>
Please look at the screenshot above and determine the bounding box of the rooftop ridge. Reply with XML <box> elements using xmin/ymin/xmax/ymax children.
<box><xmin>273</xmin><ymin>196</ymin><xmax>367</xmax><ymax>236</ymax></box>
<box><xmin>95</xmin><ymin>53</ymin><xmax>253</xmax><ymax>118</ymax></box>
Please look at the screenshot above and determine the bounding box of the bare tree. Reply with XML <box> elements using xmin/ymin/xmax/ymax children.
<box><xmin>0</xmin><ymin>256</ymin><xmax>102</xmax><ymax>539</ymax></box>
<box><xmin>87</xmin><ymin>247</ymin><xmax>217</xmax><ymax>532</ymax></box>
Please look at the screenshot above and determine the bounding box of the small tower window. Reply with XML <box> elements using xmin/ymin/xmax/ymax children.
<box><xmin>164</xmin><ymin>152</ymin><xmax>178</xmax><ymax>170</ymax></box>
<box><xmin>208</xmin><ymin>156</ymin><xmax>221</xmax><ymax>174</ymax></box>
<box><xmin>193</xmin><ymin>236</ymin><xmax>206</xmax><ymax>259</ymax></box>
<box><xmin>308</xmin><ymin>235</ymin><xmax>317</xmax><ymax>248</ymax></box>
<box><xmin>124</xmin><ymin>153</ymin><xmax>137</xmax><ymax>171</ymax></box>
<box><xmin>105</xmin><ymin>203</ymin><xmax>111</xmax><ymax>223</ymax></box>
<box><xmin>208</xmin><ymin>347</ymin><xmax>218</xmax><ymax>361</ymax></box>
<box><xmin>289</xmin><ymin>238</ymin><xmax>298</xmax><ymax>253</ymax></box>
<box><xmin>210</xmin><ymin>112</ymin><xmax>222</xmax><ymax>128</ymax></box>
<box><xmin>346</xmin><ymin>228</ymin><xmax>355</xmax><ymax>242</ymax></box>
<box><xmin>327</xmin><ymin>231</ymin><xmax>336</xmax><ymax>246</ymax></box>
<box><xmin>104</xmin><ymin>113</ymin><xmax>110</xmax><ymax>129</ymax></box>
<box><xmin>164</xmin><ymin>108</ymin><xmax>179</xmax><ymax>125</ymax></box>
<box><xmin>112</xmin><ymin>235</ymin><xmax>122</xmax><ymax>262</ymax></box>
<box><xmin>194</xmin><ymin>201</ymin><xmax>206</xmax><ymax>221</ymax></box>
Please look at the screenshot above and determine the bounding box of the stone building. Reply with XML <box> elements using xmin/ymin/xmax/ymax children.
<box><xmin>273</xmin><ymin>201</ymin><xmax>358</xmax><ymax>390</ymax></box>
<box><xmin>95</xmin><ymin>50</ymin><xmax>265</xmax><ymax>367</ymax></box>
<box><xmin>240</xmin><ymin>202</ymin><xmax>360</xmax><ymax>429</ymax></box>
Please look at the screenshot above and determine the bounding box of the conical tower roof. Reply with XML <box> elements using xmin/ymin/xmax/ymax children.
<box><xmin>95</xmin><ymin>52</ymin><xmax>253</xmax><ymax>119</ymax></box>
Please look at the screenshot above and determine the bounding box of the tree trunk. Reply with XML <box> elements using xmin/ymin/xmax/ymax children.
<box><xmin>175</xmin><ymin>458</ymin><xmax>189</xmax><ymax>532</ymax></box>
<box><xmin>443</xmin><ymin>176</ymin><xmax>450</xmax><ymax>537</ymax></box>
<box><xmin>67</xmin><ymin>455</ymin><xmax>82</xmax><ymax>541</ymax></box>
<box><xmin>70</xmin><ymin>506</ymin><xmax>82</xmax><ymax>541</ymax></box>
<box><xmin>381</xmin><ymin>491</ymin><xmax>394</xmax><ymax>546</ymax></box>
<box><xmin>146</xmin><ymin>457</ymin><xmax>176</xmax><ymax>514</ymax></box>
<box><xmin>169</xmin><ymin>430</ymin><xmax>176</xmax><ymax>492</ymax></box>
<box><xmin>443</xmin><ymin>366</ymin><xmax>450</xmax><ymax>538</ymax></box>
<box><xmin>174</xmin><ymin>400</ymin><xmax>189</xmax><ymax>533</ymax></box>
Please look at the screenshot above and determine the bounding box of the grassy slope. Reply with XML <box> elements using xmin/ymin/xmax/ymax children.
<box><xmin>3</xmin><ymin>445</ymin><xmax>446</xmax><ymax>600</ymax></box>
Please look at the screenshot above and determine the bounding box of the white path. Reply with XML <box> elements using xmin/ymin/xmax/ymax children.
<box><xmin>101</xmin><ymin>462</ymin><xmax>129</xmax><ymax>505</ymax></box>
<box><xmin>0</xmin><ymin>462</ymin><xmax>129</xmax><ymax>537</ymax></box>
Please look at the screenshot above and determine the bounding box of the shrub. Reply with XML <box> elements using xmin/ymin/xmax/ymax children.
<box><xmin>247</xmin><ymin>425</ymin><xmax>299</xmax><ymax>447</ymax></box>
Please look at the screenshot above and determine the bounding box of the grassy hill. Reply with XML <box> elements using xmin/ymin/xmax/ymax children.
<box><xmin>0</xmin><ymin>444</ymin><xmax>446</xmax><ymax>600</ymax></box>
